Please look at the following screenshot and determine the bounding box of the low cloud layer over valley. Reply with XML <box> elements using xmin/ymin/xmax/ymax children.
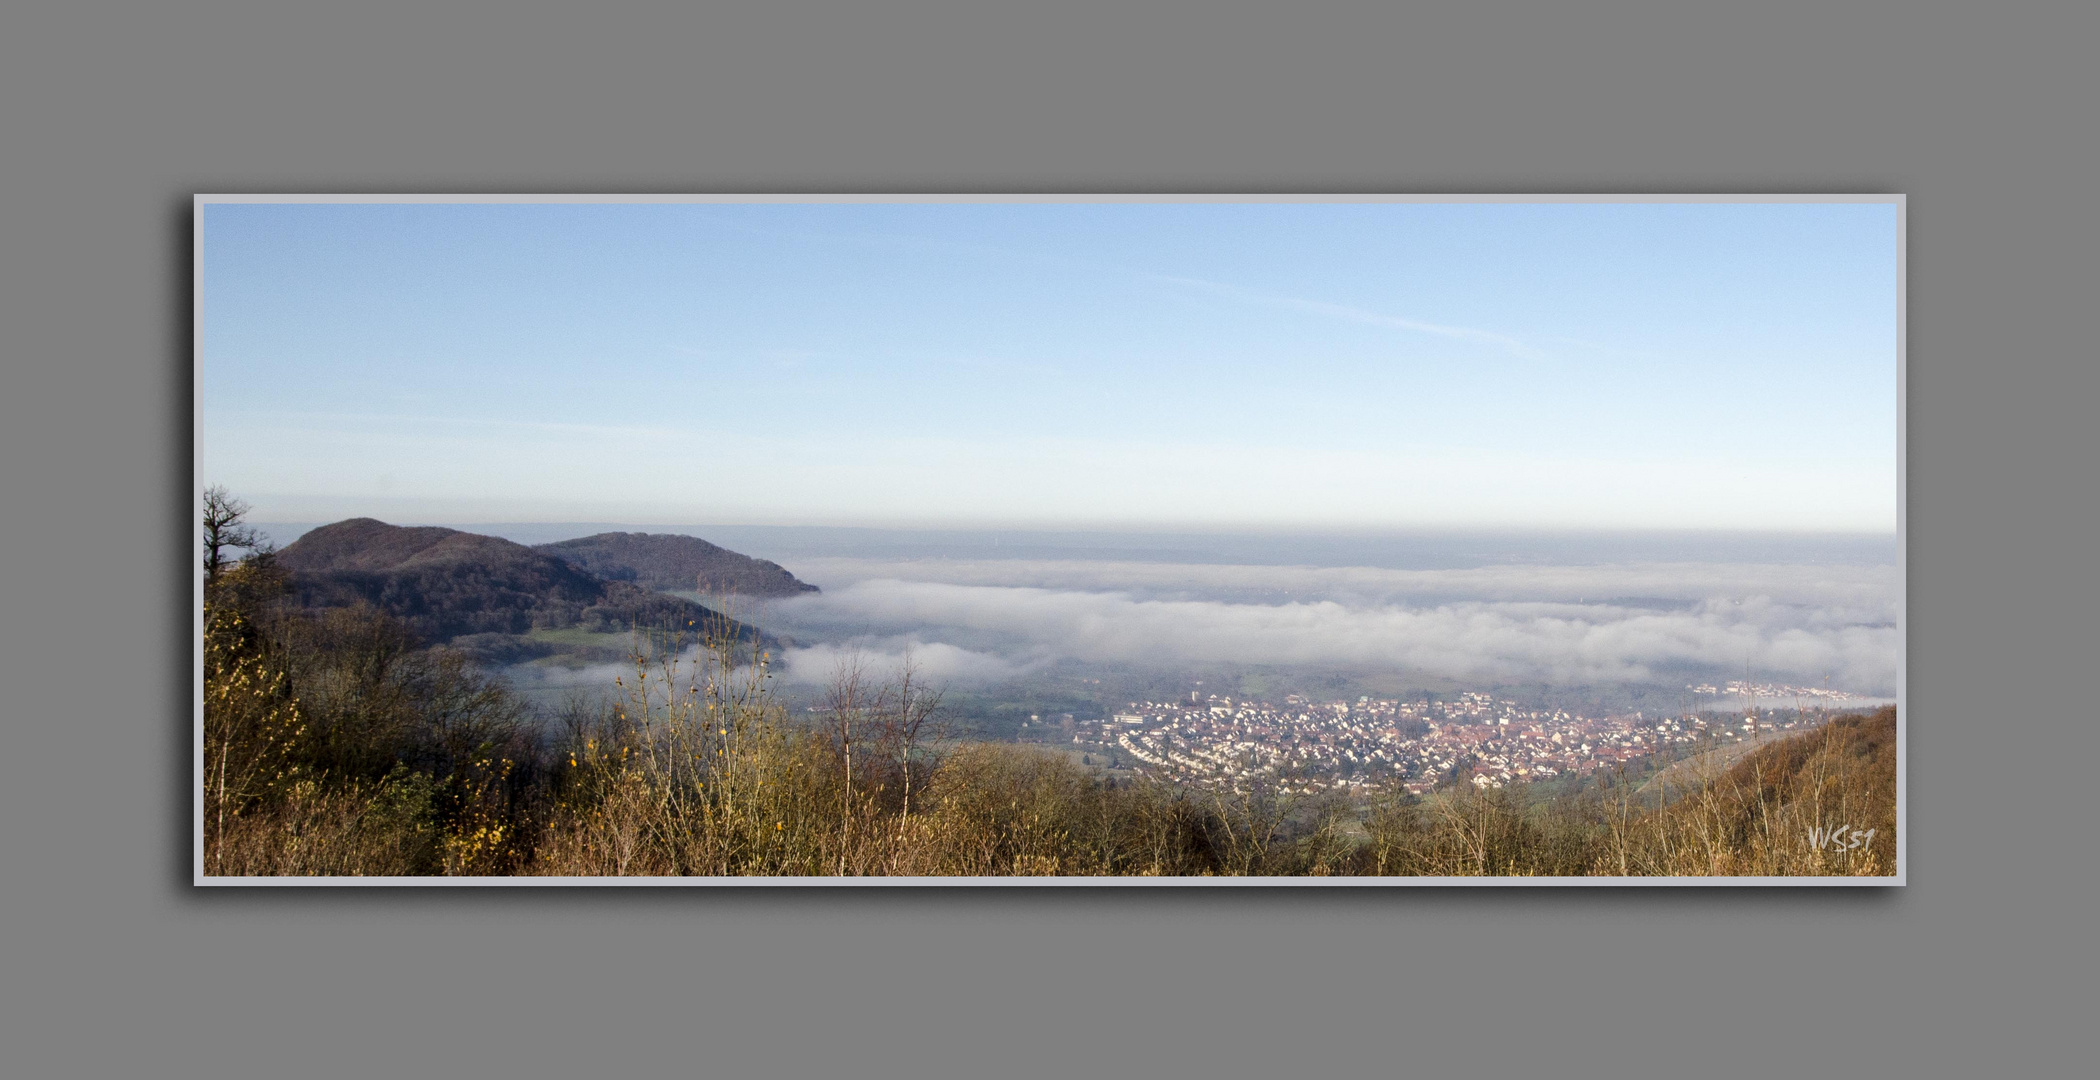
<box><xmin>756</xmin><ymin>550</ymin><xmax>1897</xmax><ymax>696</ymax></box>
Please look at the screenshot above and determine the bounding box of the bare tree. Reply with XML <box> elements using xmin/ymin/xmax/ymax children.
<box><xmin>822</xmin><ymin>649</ymin><xmax>871</xmax><ymax>872</ymax></box>
<box><xmin>881</xmin><ymin>646</ymin><xmax>945</xmax><ymax>818</ymax></box>
<box><xmin>202</xmin><ymin>485</ymin><xmax>272</xmax><ymax>584</ymax></box>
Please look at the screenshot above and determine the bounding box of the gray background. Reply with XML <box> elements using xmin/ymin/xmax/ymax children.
<box><xmin>2</xmin><ymin>2</ymin><xmax>2092</xmax><ymax>1077</ymax></box>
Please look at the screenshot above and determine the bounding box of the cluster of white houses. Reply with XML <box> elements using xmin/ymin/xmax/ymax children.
<box><xmin>1072</xmin><ymin>689</ymin><xmax>1822</xmax><ymax>795</ymax></box>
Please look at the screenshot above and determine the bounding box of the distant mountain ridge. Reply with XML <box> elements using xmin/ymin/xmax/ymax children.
<box><xmin>274</xmin><ymin>518</ymin><xmax>773</xmax><ymax>650</ymax></box>
<box><xmin>534</xmin><ymin>532</ymin><xmax>819</xmax><ymax>597</ymax></box>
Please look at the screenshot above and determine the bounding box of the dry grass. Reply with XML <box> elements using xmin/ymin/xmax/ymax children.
<box><xmin>1358</xmin><ymin>708</ymin><xmax>1898</xmax><ymax>877</ymax></box>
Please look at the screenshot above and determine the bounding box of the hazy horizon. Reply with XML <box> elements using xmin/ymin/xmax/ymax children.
<box><xmin>246</xmin><ymin>518</ymin><xmax>1898</xmax><ymax>698</ymax></box>
<box><xmin>248</xmin><ymin>519</ymin><xmax>1897</xmax><ymax>566</ymax></box>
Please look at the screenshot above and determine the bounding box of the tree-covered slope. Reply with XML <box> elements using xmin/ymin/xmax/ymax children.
<box><xmin>534</xmin><ymin>531</ymin><xmax>819</xmax><ymax>596</ymax></box>
<box><xmin>276</xmin><ymin>519</ymin><xmax>770</xmax><ymax>646</ymax></box>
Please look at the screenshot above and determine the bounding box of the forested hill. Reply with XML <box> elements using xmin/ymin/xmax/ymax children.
<box><xmin>274</xmin><ymin>518</ymin><xmax>771</xmax><ymax>648</ymax></box>
<box><xmin>533</xmin><ymin>531</ymin><xmax>819</xmax><ymax>596</ymax></box>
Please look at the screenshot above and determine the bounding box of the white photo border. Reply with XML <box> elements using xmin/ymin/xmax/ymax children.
<box><xmin>193</xmin><ymin>192</ymin><xmax>1906</xmax><ymax>887</ymax></box>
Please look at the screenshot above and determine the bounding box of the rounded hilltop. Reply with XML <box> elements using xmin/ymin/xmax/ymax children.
<box><xmin>271</xmin><ymin>518</ymin><xmax>782</xmax><ymax>650</ymax></box>
<box><xmin>533</xmin><ymin>531</ymin><xmax>819</xmax><ymax>597</ymax></box>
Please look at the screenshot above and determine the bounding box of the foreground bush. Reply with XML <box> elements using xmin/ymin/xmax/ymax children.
<box><xmin>203</xmin><ymin>560</ymin><xmax>543</xmax><ymax>876</ymax></box>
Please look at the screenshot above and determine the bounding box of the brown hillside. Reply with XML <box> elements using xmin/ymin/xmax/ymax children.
<box><xmin>1639</xmin><ymin>705</ymin><xmax>1898</xmax><ymax>875</ymax></box>
<box><xmin>274</xmin><ymin>519</ymin><xmax>773</xmax><ymax>648</ymax></box>
<box><xmin>274</xmin><ymin>518</ymin><xmax>494</xmax><ymax>572</ymax></box>
<box><xmin>534</xmin><ymin>531</ymin><xmax>819</xmax><ymax>596</ymax></box>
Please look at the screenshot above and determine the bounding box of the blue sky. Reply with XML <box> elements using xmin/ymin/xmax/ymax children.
<box><xmin>201</xmin><ymin>201</ymin><xmax>1899</xmax><ymax>531</ymax></box>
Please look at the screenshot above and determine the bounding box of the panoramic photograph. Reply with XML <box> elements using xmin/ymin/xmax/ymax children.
<box><xmin>196</xmin><ymin>198</ymin><xmax>1901</xmax><ymax>881</ymax></box>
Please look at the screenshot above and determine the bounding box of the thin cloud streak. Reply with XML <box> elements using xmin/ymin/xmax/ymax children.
<box><xmin>1150</xmin><ymin>274</ymin><xmax>1548</xmax><ymax>360</ymax></box>
<box><xmin>212</xmin><ymin>409</ymin><xmax>700</xmax><ymax>444</ymax></box>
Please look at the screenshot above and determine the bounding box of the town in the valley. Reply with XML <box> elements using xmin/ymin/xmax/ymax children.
<box><xmin>1023</xmin><ymin>681</ymin><xmax>1883</xmax><ymax>796</ymax></box>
